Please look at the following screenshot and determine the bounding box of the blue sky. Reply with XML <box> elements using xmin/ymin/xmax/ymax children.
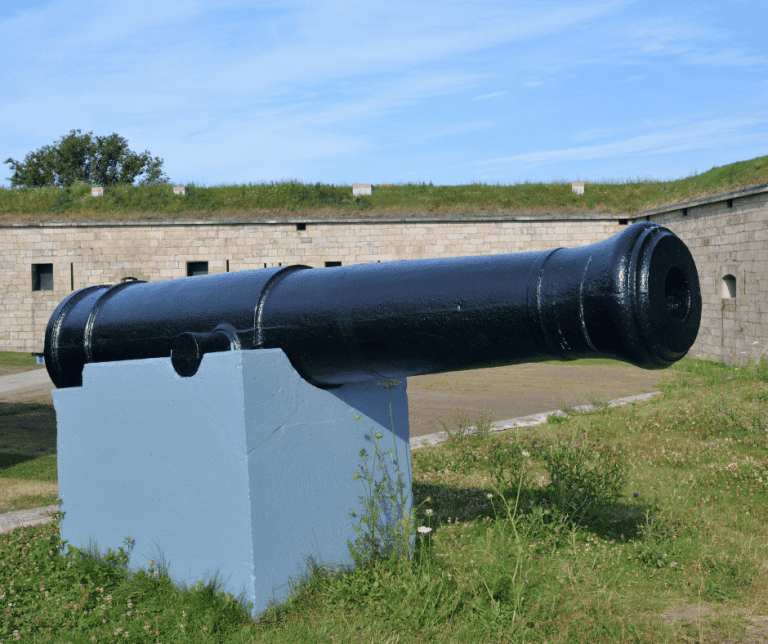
<box><xmin>1</xmin><ymin>0</ymin><xmax>766</xmax><ymax>187</ymax></box>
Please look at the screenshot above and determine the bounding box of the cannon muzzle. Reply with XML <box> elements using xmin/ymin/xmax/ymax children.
<box><xmin>45</xmin><ymin>222</ymin><xmax>701</xmax><ymax>389</ymax></box>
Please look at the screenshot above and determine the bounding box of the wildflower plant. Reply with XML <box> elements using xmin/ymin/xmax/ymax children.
<box><xmin>485</xmin><ymin>437</ymin><xmax>531</xmax><ymax>501</ymax></box>
<box><xmin>347</xmin><ymin>379</ymin><xmax>421</xmax><ymax>567</ymax></box>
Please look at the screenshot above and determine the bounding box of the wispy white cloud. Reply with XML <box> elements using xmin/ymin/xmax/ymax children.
<box><xmin>571</xmin><ymin>127</ymin><xmax>621</xmax><ymax>142</ymax></box>
<box><xmin>472</xmin><ymin>92</ymin><xmax>506</xmax><ymax>101</ymax></box>
<box><xmin>625</xmin><ymin>21</ymin><xmax>711</xmax><ymax>54</ymax></box>
<box><xmin>422</xmin><ymin>121</ymin><xmax>495</xmax><ymax>139</ymax></box>
<box><xmin>510</xmin><ymin>10</ymin><xmax>765</xmax><ymax>75</ymax></box>
<box><xmin>1</xmin><ymin>0</ymin><xmax>766</xmax><ymax>186</ymax></box>
<box><xmin>0</xmin><ymin>0</ymin><xmax>625</xmax><ymax>95</ymax></box>
<box><xmin>0</xmin><ymin>0</ymin><xmax>626</xmax><ymax>137</ymax></box>
<box><xmin>686</xmin><ymin>49</ymin><xmax>767</xmax><ymax>67</ymax></box>
<box><xmin>479</xmin><ymin>114</ymin><xmax>768</xmax><ymax>169</ymax></box>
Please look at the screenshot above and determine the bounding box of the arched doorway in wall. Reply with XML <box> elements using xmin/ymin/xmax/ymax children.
<box><xmin>720</xmin><ymin>267</ymin><xmax>742</xmax><ymax>364</ymax></box>
<box><xmin>721</xmin><ymin>274</ymin><xmax>736</xmax><ymax>299</ymax></box>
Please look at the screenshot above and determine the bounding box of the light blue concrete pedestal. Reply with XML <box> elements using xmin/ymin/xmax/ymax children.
<box><xmin>52</xmin><ymin>348</ymin><xmax>412</xmax><ymax>619</ymax></box>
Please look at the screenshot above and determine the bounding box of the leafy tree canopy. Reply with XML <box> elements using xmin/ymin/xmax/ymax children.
<box><xmin>3</xmin><ymin>130</ymin><xmax>169</xmax><ymax>188</ymax></box>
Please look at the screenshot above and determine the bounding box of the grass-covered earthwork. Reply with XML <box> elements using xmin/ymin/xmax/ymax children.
<box><xmin>1</xmin><ymin>355</ymin><xmax>768</xmax><ymax>642</ymax></box>
<box><xmin>1</xmin><ymin>154</ymin><xmax>767</xmax><ymax>222</ymax></box>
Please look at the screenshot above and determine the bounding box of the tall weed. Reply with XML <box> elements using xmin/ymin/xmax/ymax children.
<box><xmin>538</xmin><ymin>432</ymin><xmax>628</xmax><ymax>527</ymax></box>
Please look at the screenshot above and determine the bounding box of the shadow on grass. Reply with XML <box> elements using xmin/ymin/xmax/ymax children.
<box><xmin>414</xmin><ymin>479</ymin><xmax>671</xmax><ymax>548</ymax></box>
<box><xmin>0</xmin><ymin>401</ymin><xmax>57</xmax><ymax>461</ymax></box>
<box><xmin>0</xmin><ymin>401</ymin><xmax>58</xmax><ymax>489</ymax></box>
<box><xmin>0</xmin><ymin>452</ymin><xmax>41</xmax><ymax>470</ymax></box>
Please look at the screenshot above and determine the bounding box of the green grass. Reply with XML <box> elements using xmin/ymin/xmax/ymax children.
<box><xmin>0</xmin><ymin>351</ymin><xmax>40</xmax><ymax>368</ymax></box>
<box><xmin>1</xmin><ymin>154</ymin><xmax>767</xmax><ymax>221</ymax></box>
<box><xmin>2</xmin><ymin>356</ymin><xmax>768</xmax><ymax>642</ymax></box>
<box><xmin>0</xmin><ymin>454</ymin><xmax>57</xmax><ymax>482</ymax></box>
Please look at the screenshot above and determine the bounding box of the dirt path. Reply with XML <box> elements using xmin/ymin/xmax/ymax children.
<box><xmin>407</xmin><ymin>361</ymin><xmax>672</xmax><ymax>437</ymax></box>
<box><xmin>0</xmin><ymin>365</ymin><xmax>46</xmax><ymax>378</ymax></box>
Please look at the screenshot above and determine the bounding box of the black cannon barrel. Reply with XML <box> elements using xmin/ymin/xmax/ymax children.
<box><xmin>44</xmin><ymin>222</ymin><xmax>701</xmax><ymax>390</ymax></box>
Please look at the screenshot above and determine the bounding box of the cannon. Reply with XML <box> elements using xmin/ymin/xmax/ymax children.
<box><xmin>44</xmin><ymin>222</ymin><xmax>701</xmax><ymax>390</ymax></box>
<box><xmin>49</xmin><ymin>220</ymin><xmax>701</xmax><ymax>617</ymax></box>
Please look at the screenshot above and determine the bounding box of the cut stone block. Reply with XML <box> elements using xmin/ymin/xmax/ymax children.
<box><xmin>173</xmin><ymin>186</ymin><xmax>186</xmax><ymax>195</ymax></box>
<box><xmin>91</xmin><ymin>187</ymin><xmax>104</xmax><ymax>197</ymax></box>
<box><xmin>571</xmin><ymin>182</ymin><xmax>585</xmax><ymax>195</ymax></box>
<box><xmin>353</xmin><ymin>184</ymin><xmax>372</xmax><ymax>196</ymax></box>
<box><xmin>53</xmin><ymin>348</ymin><xmax>412</xmax><ymax>619</ymax></box>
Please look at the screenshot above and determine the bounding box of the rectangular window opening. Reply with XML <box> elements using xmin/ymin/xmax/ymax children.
<box><xmin>187</xmin><ymin>261</ymin><xmax>209</xmax><ymax>277</ymax></box>
<box><xmin>681</xmin><ymin>208</ymin><xmax>688</xmax><ymax>217</ymax></box>
<box><xmin>325</xmin><ymin>261</ymin><xmax>342</xmax><ymax>267</ymax></box>
<box><xmin>226</xmin><ymin>260</ymin><xmax>230</xmax><ymax>272</ymax></box>
<box><xmin>70</xmin><ymin>263</ymin><xmax>74</xmax><ymax>291</ymax></box>
<box><xmin>726</xmin><ymin>199</ymin><xmax>734</xmax><ymax>209</ymax></box>
<box><xmin>32</xmin><ymin>263</ymin><xmax>53</xmax><ymax>291</ymax></box>
<box><xmin>296</xmin><ymin>223</ymin><xmax>307</xmax><ymax>231</ymax></box>
<box><xmin>618</xmin><ymin>219</ymin><xmax>628</xmax><ymax>226</ymax></box>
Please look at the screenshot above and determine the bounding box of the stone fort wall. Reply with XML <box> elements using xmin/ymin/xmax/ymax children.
<box><xmin>1</xmin><ymin>185</ymin><xmax>766</xmax><ymax>365</ymax></box>
<box><xmin>644</xmin><ymin>187</ymin><xmax>768</xmax><ymax>366</ymax></box>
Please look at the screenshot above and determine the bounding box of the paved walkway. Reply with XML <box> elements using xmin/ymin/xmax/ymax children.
<box><xmin>0</xmin><ymin>368</ymin><xmax>52</xmax><ymax>397</ymax></box>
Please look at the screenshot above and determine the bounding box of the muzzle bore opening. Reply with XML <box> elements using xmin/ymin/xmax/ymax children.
<box><xmin>664</xmin><ymin>265</ymin><xmax>691</xmax><ymax>322</ymax></box>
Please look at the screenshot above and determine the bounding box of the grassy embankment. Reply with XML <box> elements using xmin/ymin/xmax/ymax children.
<box><xmin>1</xmin><ymin>154</ymin><xmax>767</xmax><ymax>223</ymax></box>
<box><xmin>1</xmin><ymin>351</ymin><xmax>768</xmax><ymax>642</ymax></box>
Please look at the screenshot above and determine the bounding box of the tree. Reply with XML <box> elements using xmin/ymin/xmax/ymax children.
<box><xmin>3</xmin><ymin>130</ymin><xmax>169</xmax><ymax>188</ymax></box>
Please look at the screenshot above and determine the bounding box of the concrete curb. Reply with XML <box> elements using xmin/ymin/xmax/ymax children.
<box><xmin>0</xmin><ymin>505</ymin><xmax>59</xmax><ymax>535</ymax></box>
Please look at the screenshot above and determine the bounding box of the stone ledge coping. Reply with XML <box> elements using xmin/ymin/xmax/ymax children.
<box><xmin>0</xmin><ymin>212</ymin><xmax>631</xmax><ymax>228</ymax></box>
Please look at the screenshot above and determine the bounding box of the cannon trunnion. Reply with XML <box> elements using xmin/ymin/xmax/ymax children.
<box><xmin>44</xmin><ymin>222</ymin><xmax>701</xmax><ymax>390</ymax></box>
